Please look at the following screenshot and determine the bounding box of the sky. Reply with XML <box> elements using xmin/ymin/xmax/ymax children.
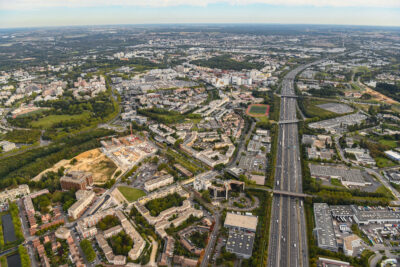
<box><xmin>0</xmin><ymin>0</ymin><xmax>399</xmax><ymax>28</ymax></box>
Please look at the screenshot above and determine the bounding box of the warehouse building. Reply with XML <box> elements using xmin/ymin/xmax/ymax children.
<box><xmin>313</xmin><ymin>203</ymin><xmax>338</xmax><ymax>252</ymax></box>
<box><xmin>309</xmin><ymin>164</ymin><xmax>369</xmax><ymax>187</ymax></box>
<box><xmin>226</xmin><ymin>231</ymin><xmax>255</xmax><ymax>259</ymax></box>
<box><xmin>224</xmin><ymin>213</ymin><xmax>258</xmax><ymax>233</ymax></box>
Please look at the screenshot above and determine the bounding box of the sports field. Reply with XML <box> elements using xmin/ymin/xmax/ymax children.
<box><xmin>246</xmin><ymin>104</ymin><xmax>270</xmax><ymax>117</ymax></box>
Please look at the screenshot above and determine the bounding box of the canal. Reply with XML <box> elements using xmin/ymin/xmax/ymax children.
<box><xmin>2</xmin><ymin>214</ymin><xmax>16</xmax><ymax>243</ymax></box>
<box><xmin>6</xmin><ymin>253</ymin><xmax>21</xmax><ymax>267</ymax></box>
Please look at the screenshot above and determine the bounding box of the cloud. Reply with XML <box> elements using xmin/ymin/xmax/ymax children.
<box><xmin>1</xmin><ymin>0</ymin><xmax>400</xmax><ymax>10</ymax></box>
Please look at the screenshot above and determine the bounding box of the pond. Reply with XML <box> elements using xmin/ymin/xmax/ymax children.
<box><xmin>2</xmin><ymin>213</ymin><xmax>17</xmax><ymax>243</ymax></box>
<box><xmin>6</xmin><ymin>253</ymin><xmax>21</xmax><ymax>267</ymax></box>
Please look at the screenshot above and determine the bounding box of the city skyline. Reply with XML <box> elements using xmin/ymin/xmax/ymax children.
<box><xmin>1</xmin><ymin>1</ymin><xmax>400</xmax><ymax>28</ymax></box>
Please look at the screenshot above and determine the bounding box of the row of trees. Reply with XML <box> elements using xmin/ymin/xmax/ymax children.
<box><xmin>191</xmin><ymin>55</ymin><xmax>263</xmax><ymax>71</ymax></box>
<box><xmin>138</xmin><ymin>107</ymin><xmax>201</xmax><ymax>125</ymax></box>
<box><xmin>9</xmin><ymin>202</ymin><xmax>24</xmax><ymax>242</ymax></box>
<box><xmin>19</xmin><ymin>245</ymin><xmax>31</xmax><ymax>267</ymax></box>
<box><xmin>80</xmin><ymin>239</ymin><xmax>96</xmax><ymax>262</ymax></box>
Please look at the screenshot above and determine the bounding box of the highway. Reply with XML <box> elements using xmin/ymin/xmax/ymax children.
<box><xmin>267</xmin><ymin>60</ymin><xmax>325</xmax><ymax>267</ymax></box>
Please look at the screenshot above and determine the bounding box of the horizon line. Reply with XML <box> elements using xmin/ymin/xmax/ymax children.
<box><xmin>1</xmin><ymin>22</ymin><xmax>400</xmax><ymax>31</ymax></box>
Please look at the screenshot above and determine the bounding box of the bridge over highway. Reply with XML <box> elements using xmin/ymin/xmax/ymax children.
<box><xmin>278</xmin><ymin>119</ymin><xmax>300</xmax><ymax>124</ymax></box>
<box><xmin>272</xmin><ymin>190</ymin><xmax>311</xmax><ymax>198</ymax></box>
<box><xmin>279</xmin><ymin>94</ymin><xmax>298</xmax><ymax>98</ymax></box>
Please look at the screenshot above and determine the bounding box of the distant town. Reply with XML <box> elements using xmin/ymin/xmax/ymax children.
<box><xmin>0</xmin><ymin>24</ymin><xmax>399</xmax><ymax>267</ymax></box>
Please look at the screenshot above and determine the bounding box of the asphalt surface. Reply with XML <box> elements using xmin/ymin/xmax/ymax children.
<box><xmin>267</xmin><ymin>60</ymin><xmax>325</xmax><ymax>267</ymax></box>
<box><xmin>200</xmin><ymin>212</ymin><xmax>220</xmax><ymax>267</ymax></box>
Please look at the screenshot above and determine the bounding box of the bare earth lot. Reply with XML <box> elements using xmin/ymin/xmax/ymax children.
<box><xmin>33</xmin><ymin>148</ymin><xmax>118</xmax><ymax>184</ymax></box>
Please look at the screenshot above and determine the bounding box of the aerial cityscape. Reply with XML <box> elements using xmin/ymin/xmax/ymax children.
<box><xmin>0</xmin><ymin>1</ymin><xmax>400</xmax><ymax>267</ymax></box>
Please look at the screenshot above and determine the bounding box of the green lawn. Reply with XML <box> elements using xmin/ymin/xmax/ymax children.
<box><xmin>30</xmin><ymin>112</ymin><xmax>91</xmax><ymax>128</ymax></box>
<box><xmin>299</xmin><ymin>98</ymin><xmax>337</xmax><ymax>119</ymax></box>
<box><xmin>118</xmin><ymin>186</ymin><xmax>146</xmax><ymax>202</ymax></box>
<box><xmin>375</xmin><ymin>157</ymin><xmax>397</xmax><ymax>168</ymax></box>
<box><xmin>378</xmin><ymin>139</ymin><xmax>398</xmax><ymax>149</ymax></box>
<box><xmin>330</xmin><ymin>178</ymin><xmax>344</xmax><ymax>187</ymax></box>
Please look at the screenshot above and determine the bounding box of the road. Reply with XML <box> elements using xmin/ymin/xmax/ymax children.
<box><xmin>200</xmin><ymin>212</ymin><xmax>220</xmax><ymax>267</ymax></box>
<box><xmin>267</xmin><ymin>59</ymin><xmax>325</xmax><ymax>267</ymax></box>
<box><xmin>227</xmin><ymin>119</ymin><xmax>255</xmax><ymax>168</ymax></box>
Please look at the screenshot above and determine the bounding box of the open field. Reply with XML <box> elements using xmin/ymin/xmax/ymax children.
<box><xmin>298</xmin><ymin>98</ymin><xmax>337</xmax><ymax>118</ymax></box>
<box><xmin>246</xmin><ymin>104</ymin><xmax>270</xmax><ymax>118</ymax></box>
<box><xmin>375</xmin><ymin>157</ymin><xmax>397</xmax><ymax>168</ymax></box>
<box><xmin>117</xmin><ymin>186</ymin><xmax>146</xmax><ymax>202</ymax></box>
<box><xmin>33</xmin><ymin>148</ymin><xmax>118</xmax><ymax>184</ymax></box>
<box><xmin>30</xmin><ymin>112</ymin><xmax>91</xmax><ymax>128</ymax></box>
<box><xmin>378</xmin><ymin>139</ymin><xmax>398</xmax><ymax>149</ymax></box>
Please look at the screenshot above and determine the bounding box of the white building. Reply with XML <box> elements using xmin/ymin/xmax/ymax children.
<box><xmin>0</xmin><ymin>184</ymin><xmax>30</xmax><ymax>203</ymax></box>
<box><xmin>193</xmin><ymin>171</ymin><xmax>217</xmax><ymax>191</ymax></box>
<box><xmin>0</xmin><ymin>141</ymin><xmax>16</xmax><ymax>152</ymax></box>
<box><xmin>68</xmin><ymin>190</ymin><xmax>95</xmax><ymax>219</ymax></box>
<box><xmin>385</xmin><ymin>150</ymin><xmax>400</xmax><ymax>162</ymax></box>
<box><xmin>144</xmin><ymin>174</ymin><xmax>174</xmax><ymax>192</ymax></box>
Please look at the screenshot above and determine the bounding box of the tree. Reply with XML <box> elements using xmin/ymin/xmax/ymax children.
<box><xmin>80</xmin><ymin>239</ymin><xmax>96</xmax><ymax>262</ymax></box>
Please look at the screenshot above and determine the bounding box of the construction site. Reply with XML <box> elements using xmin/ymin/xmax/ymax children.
<box><xmin>100</xmin><ymin>135</ymin><xmax>157</xmax><ymax>171</ymax></box>
<box><xmin>33</xmin><ymin>148</ymin><xmax>119</xmax><ymax>184</ymax></box>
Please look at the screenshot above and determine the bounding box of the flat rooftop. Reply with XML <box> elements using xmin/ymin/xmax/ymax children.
<box><xmin>226</xmin><ymin>231</ymin><xmax>255</xmax><ymax>257</ymax></box>
<box><xmin>309</xmin><ymin>164</ymin><xmax>365</xmax><ymax>184</ymax></box>
<box><xmin>224</xmin><ymin>213</ymin><xmax>258</xmax><ymax>232</ymax></box>
<box><xmin>313</xmin><ymin>203</ymin><xmax>337</xmax><ymax>251</ymax></box>
<box><xmin>330</xmin><ymin>205</ymin><xmax>354</xmax><ymax>217</ymax></box>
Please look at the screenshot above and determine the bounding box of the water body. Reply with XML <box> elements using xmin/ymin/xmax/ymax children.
<box><xmin>7</xmin><ymin>253</ymin><xmax>21</xmax><ymax>267</ymax></box>
<box><xmin>2</xmin><ymin>214</ymin><xmax>16</xmax><ymax>243</ymax></box>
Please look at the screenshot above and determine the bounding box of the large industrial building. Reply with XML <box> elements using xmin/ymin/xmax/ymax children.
<box><xmin>224</xmin><ymin>213</ymin><xmax>258</xmax><ymax>233</ymax></box>
<box><xmin>313</xmin><ymin>203</ymin><xmax>338</xmax><ymax>252</ymax></box>
<box><xmin>309</xmin><ymin>164</ymin><xmax>369</xmax><ymax>187</ymax></box>
<box><xmin>330</xmin><ymin>205</ymin><xmax>400</xmax><ymax>225</ymax></box>
<box><xmin>226</xmin><ymin>231</ymin><xmax>255</xmax><ymax>259</ymax></box>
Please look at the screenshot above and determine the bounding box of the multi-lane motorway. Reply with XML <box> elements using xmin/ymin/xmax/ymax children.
<box><xmin>267</xmin><ymin>60</ymin><xmax>325</xmax><ymax>267</ymax></box>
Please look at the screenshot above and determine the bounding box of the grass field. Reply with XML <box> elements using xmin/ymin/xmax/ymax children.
<box><xmin>30</xmin><ymin>112</ymin><xmax>91</xmax><ymax>128</ymax></box>
<box><xmin>299</xmin><ymin>98</ymin><xmax>337</xmax><ymax>118</ymax></box>
<box><xmin>378</xmin><ymin>139</ymin><xmax>398</xmax><ymax>149</ymax></box>
<box><xmin>375</xmin><ymin>157</ymin><xmax>397</xmax><ymax>168</ymax></box>
<box><xmin>246</xmin><ymin>104</ymin><xmax>270</xmax><ymax>117</ymax></box>
<box><xmin>118</xmin><ymin>186</ymin><xmax>146</xmax><ymax>202</ymax></box>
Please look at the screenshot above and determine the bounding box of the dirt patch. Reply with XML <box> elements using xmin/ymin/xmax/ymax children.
<box><xmin>33</xmin><ymin>148</ymin><xmax>118</xmax><ymax>184</ymax></box>
<box><xmin>362</xmin><ymin>84</ymin><xmax>398</xmax><ymax>105</ymax></box>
